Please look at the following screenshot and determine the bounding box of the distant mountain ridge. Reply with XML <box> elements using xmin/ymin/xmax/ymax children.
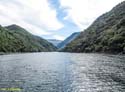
<box><xmin>63</xmin><ymin>1</ymin><xmax>125</xmax><ymax>54</ymax></box>
<box><xmin>47</xmin><ymin>39</ymin><xmax>62</xmax><ymax>47</ymax></box>
<box><xmin>58</xmin><ymin>32</ymin><xmax>80</xmax><ymax>49</ymax></box>
<box><xmin>0</xmin><ymin>24</ymin><xmax>56</xmax><ymax>53</ymax></box>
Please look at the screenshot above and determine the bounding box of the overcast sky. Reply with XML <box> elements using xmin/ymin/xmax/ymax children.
<box><xmin>0</xmin><ymin>0</ymin><xmax>124</xmax><ymax>40</ymax></box>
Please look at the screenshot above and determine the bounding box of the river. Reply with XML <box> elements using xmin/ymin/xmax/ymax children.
<box><xmin>0</xmin><ymin>52</ymin><xmax>125</xmax><ymax>92</ymax></box>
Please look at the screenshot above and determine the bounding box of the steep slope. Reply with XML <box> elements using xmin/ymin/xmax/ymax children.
<box><xmin>0</xmin><ymin>24</ymin><xmax>56</xmax><ymax>53</ymax></box>
<box><xmin>58</xmin><ymin>32</ymin><xmax>80</xmax><ymax>49</ymax></box>
<box><xmin>47</xmin><ymin>39</ymin><xmax>62</xmax><ymax>47</ymax></box>
<box><xmin>63</xmin><ymin>1</ymin><xmax>125</xmax><ymax>54</ymax></box>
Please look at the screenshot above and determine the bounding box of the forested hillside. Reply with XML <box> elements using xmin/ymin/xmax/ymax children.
<box><xmin>0</xmin><ymin>24</ymin><xmax>56</xmax><ymax>53</ymax></box>
<box><xmin>63</xmin><ymin>1</ymin><xmax>125</xmax><ymax>54</ymax></box>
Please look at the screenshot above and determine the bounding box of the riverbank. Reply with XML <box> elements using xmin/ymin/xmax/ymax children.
<box><xmin>1</xmin><ymin>51</ymin><xmax>125</xmax><ymax>56</ymax></box>
<box><xmin>0</xmin><ymin>52</ymin><xmax>5</xmax><ymax>55</ymax></box>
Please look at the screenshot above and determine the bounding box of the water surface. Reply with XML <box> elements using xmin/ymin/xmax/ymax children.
<box><xmin>0</xmin><ymin>52</ymin><xmax>125</xmax><ymax>92</ymax></box>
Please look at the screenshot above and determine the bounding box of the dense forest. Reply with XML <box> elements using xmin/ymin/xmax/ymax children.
<box><xmin>0</xmin><ymin>24</ymin><xmax>56</xmax><ymax>53</ymax></box>
<box><xmin>63</xmin><ymin>1</ymin><xmax>125</xmax><ymax>54</ymax></box>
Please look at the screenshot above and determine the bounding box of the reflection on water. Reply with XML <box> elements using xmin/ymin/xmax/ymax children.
<box><xmin>0</xmin><ymin>52</ymin><xmax>125</xmax><ymax>92</ymax></box>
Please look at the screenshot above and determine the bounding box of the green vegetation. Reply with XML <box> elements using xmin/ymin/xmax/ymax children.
<box><xmin>63</xmin><ymin>1</ymin><xmax>125</xmax><ymax>54</ymax></box>
<box><xmin>0</xmin><ymin>24</ymin><xmax>56</xmax><ymax>53</ymax></box>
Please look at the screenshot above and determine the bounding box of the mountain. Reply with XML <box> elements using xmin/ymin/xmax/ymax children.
<box><xmin>47</xmin><ymin>39</ymin><xmax>62</xmax><ymax>47</ymax></box>
<box><xmin>58</xmin><ymin>32</ymin><xmax>80</xmax><ymax>49</ymax></box>
<box><xmin>63</xmin><ymin>1</ymin><xmax>125</xmax><ymax>54</ymax></box>
<box><xmin>0</xmin><ymin>24</ymin><xmax>56</xmax><ymax>53</ymax></box>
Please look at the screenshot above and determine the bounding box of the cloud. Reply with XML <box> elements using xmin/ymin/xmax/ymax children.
<box><xmin>60</xmin><ymin>0</ymin><xmax>124</xmax><ymax>30</ymax></box>
<box><xmin>16</xmin><ymin>0</ymin><xmax>64</xmax><ymax>30</ymax></box>
<box><xmin>0</xmin><ymin>0</ymin><xmax>63</xmax><ymax>36</ymax></box>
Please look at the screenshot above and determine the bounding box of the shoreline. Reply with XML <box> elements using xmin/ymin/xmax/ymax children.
<box><xmin>0</xmin><ymin>51</ymin><xmax>124</xmax><ymax>56</ymax></box>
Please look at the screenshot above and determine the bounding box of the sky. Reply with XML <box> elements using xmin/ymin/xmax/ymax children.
<box><xmin>0</xmin><ymin>0</ymin><xmax>124</xmax><ymax>40</ymax></box>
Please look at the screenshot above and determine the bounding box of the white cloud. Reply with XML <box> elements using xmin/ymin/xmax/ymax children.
<box><xmin>60</xmin><ymin>0</ymin><xmax>124</xmax><ymax>30</ymax></box>
<box><xmin>53</xmin><ymin>35</ymin><xmax>65</xmax><ymax>40</ymax></box>
<box><xmin>0</xmin><ymin>0</ymin><xmax>63</xmax><ymax>37</ymax></box>
<box><xmin>16</xmin><ymin>0</ymin><xmax>64</xmax><ymax>30</ymax></box>
<box><xmin>0</xmin><ymin>2</ymin><xmax>50</xmax><ymax>36</ymax></box>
